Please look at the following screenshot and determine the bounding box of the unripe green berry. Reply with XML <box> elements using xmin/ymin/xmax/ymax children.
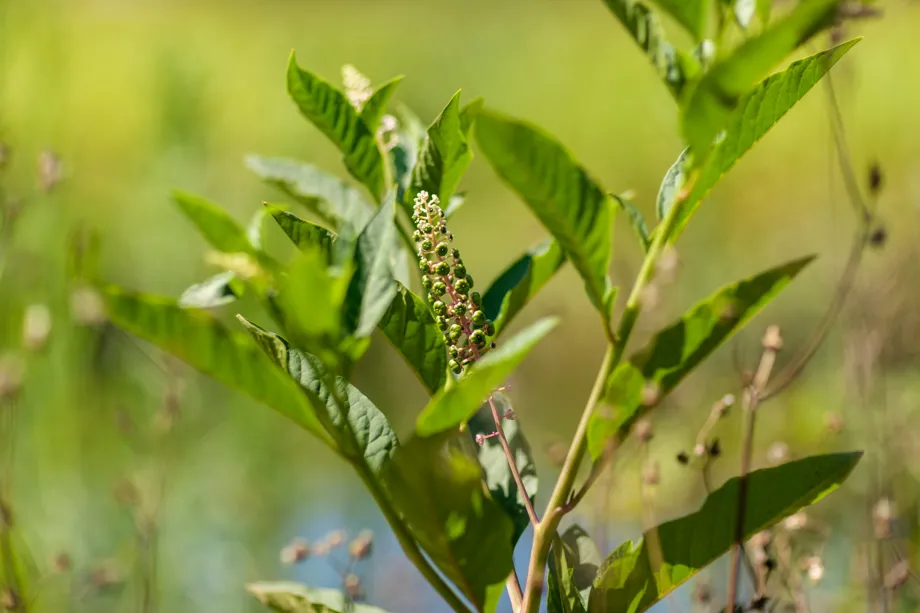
<box><xmin>484</xmin><ymin>321</ymin><xmax>495</xmax><ymax>336</ymax></box>
<box><xmin>448</xmin><ymin>359</ymin><xmax>462</xmax><ymax>374</ymax></box>
<box><xmin>451</xmin><ymin>248</ymin><xmax>461</xmax><ymax>260</ymax></box>
<box><xmin>455</xmin><ymin>279</ymin><xmax>470</xmax><ymax>295</ymax></box>
<box><xmin>472</xmin><ymin>310</ymin><xmax>486</xmax><ymax>326</ymax></box>
<box><xmin>454</xmin><ymin>264</ymin><xmax>467</xmax><ymax>278</ymax></box>
<box><xmin>470</xmin><ymin>329</ymin><xmax>486</xmax><ymax>347</ymax></box>
<box><xmin>428</xmin><ymin>293</ymin><xmax>438</xmax><ymax>304</ymax></box>
<box><xmin>432</xmin><ymin>281</ymin><xmax>447</xmax><ymax>296</ymax></box>
<box><xmin>439</xmin><ymin>225</ymin><xmax>448</xmax><ymax>234</ymax></box>
<box><xmin>435</xmin><ymin>242</ymin><xmax>449</xmax><ymax>257</ymax></box>
<box><xmin>413</xmin><ymin>231</ymin><xmax>422</xmax><ymax>241</ymax></box>
<box><xmin>432</xmin><ymin>301</ymin><xmax>447</xmax><ymax>316</ymax></box>
<box><xmin>418</xmin><ymin>259</ymin><xmax>431</xmax><ymax>272</ymax></box>
<box><xmin>421</xmin><ymin>223</ymin><xmax>433</xmax><ymax>233</ymax></box>
<box><xmin>449</xmin><ymin>324</ymin><xmax>462</xmax><ymax>340</ymax></box>
<box><xmin>470</xmin><ymin>291</ymin><xmax>482</xmax><ymax>306</ymax></box>
<box><xmin>453</xmin><ymin>303</ymin><xmax>467</xmax><ymax>316</ymax></box>
<box><xmin>436</xmin><ymin>316</ymin><xmax>448</xmax><ymax>331</ymax></box>
<box><xmin>421</xmin><ymin>276</ymin><xmax>433</xmax><ymax>289</ymax></box>
<box><xmin>448</xmin><ymin>346</ymin><xmax>459</xmax><ymax>358</ymax></box>
<box><xmin>421</xmin><ymin>238</ymin><xmax>433</xmax><ymax>251</ymax></box>
<box><xmin>435</xmin><ymin>261</ymin><xmax>451</xmax><ymax>276</ymax></box>
<box><xmin>466</xmin><ymin>275</ymin><xmax>474</xmax><ymax>288</ymax></box>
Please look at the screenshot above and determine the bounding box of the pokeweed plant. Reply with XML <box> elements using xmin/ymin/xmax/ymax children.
<box><xmin>100</xmin><ymin>1</ymin><xmax>867</xmax><ymax>611</ymax></box>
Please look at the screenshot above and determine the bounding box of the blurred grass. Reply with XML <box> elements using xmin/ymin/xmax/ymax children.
<box><xmin>1</xmin><ymin>0</ymin><xmax>920</xmax><ymax>612</ymax></box>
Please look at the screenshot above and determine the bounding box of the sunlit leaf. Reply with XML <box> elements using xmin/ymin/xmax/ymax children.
<box><xmin>173</xmin><ymin>190</ymin><xmax>255</xmax><ymax>255</ymax></box>
<box><xmin>248</xmin><ymin>582</ymin><xmax>392</xmax><ymax>613</ymax></box>
<box><xmin>613</xmin><ymin>195</ymin><xmax>650</xmax><ymax>253</ymax></box>
<box><xmin>266</xmin><ymin>206</ymin><xmax>337</xmax><ymax>256</ymax></box>
<box><xmin>287</xmin><ymin>52</ymin><xmax>387</xmax><ymax>200</ymax></box>
<box><xmin>178</xmin><ymin>271</ymin><xmax>241</xmax><ymax>309</ymax></box>
<box><xmin>587</xmin><ymin>255</ymin><xmax>814</xmax><ymax>459</ymax></box>
<box><xmin>102</xmin><ymin>286</ymin><xmax>334</xmax><ymax>446</ymax></box>
<box><xmin>656</xmin><ymin>147</ymin><xmax>690</xmax><ymax>221</ymax></box>
<box><xmin>681</xmin><ymin>0</ymin><xmax>842</xmax><ymax>155</ymax></box>
<box><xmin>415</xmin><ymin>317</ymin><xmax>558</xmax><ymax>436</ymax></box>
<box><xmin>381</xmin><ymin>434</ymin><xmax>513</xmax><ymax>613</ymax></box>
<box><xmin>476</xmin><ymin>110</ymin><xmax>615</xmax><ymax>319</ymax></box>
<box><xmin>590</xmin><ymin>453</ymin><xmax>862</xmax><ymax>613</ymax></box>
<box><xmin>360</xmin><ymin>76</ymin><xmax>403</xmax><ymax>131</ymax></box>
<box><xmin>548</xmin><ymin>524</ymin><xmax>601</xmax><ymax>613</ymax></box>
<box><xmin>672</xmin><ymin>40</ymin><xmax>859</xmax><ymax>238</ymax></box>
<box><xmin>247</xmin><ymin>207</ymin><xmax>270</xmax><ymax>250</ymax></box>
<box><xmin>378</xmin><ymin>283</ymin><xmax>448</xmax><ymax>394</ymax></box>
<box><xmin>245</xmin><ymin>155</ymin><xmax>375</xmax><ymax>231</ymax></box>
<box><xmin>482</xmin><ymin>238</ymin><xmax>566</xmax><ymax>338</ymax></box>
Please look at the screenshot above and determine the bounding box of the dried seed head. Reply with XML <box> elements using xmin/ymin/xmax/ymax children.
<box><xmin>634</xmin><ymin>418</ymin><xmax>654</xmax><ymax>442</ymax></box>
<box><xmin>22</xmin><ymin>303</ymin><xmax>52</xmax><ymax>352</ymax></box>
<box><xmin>280</xmin><ymin>538</ymin><xmax>310</xmax><ymax>565</ymax></box>
<box><xmin>348</xmin><ymin>530</ymin><xmax>374</xmax><ymax>560</ymax></box>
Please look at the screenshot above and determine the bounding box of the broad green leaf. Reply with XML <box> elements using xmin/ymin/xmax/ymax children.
<box><xmin>360</xmin><ymin>75</ymin><xmax>403</xmax><ymax>131</ymax></box>
<box><xmin>239</xmin><ymin>318</ymin><xmax>398</xmax><ymax>472</ymax></box>
<box><xmin>287</xmin><ymin>52</ymin><xmax>387</xmax><ymax>200</ymax></box>
<box><xmin>415</xmin><ymin>317</ymin><xmax>558</xmax><ymax>436</ymax></box>
<box><xmin>460</xmin><ymin>97</ymin><xmax>484</xmax><ymax>135</ymax></box>
<box><xmin>247</xmin><ymin>207</ymin><xmax>270</xmax><ymax>250</ymax></box>
<box><xmin>381</xmin><ymin>434</ymin><xmax>513</xmax><ymax>613</ymax></box>
<box><xmin>482</xmin><ymin>238</ymin><xmax>566</xmax><ymax>338</ymax></box>
<box><xmin>613</xmin><ymin>195</ymin><xmax>650</xmax><ymax>253</ymax></box>
<box><xmin>407</xmin><ymin>91</ymin><xmax>473</xmax><ymax>213</ymax></box>
<box><xmin>467</xmin><ymin>394</ymin><xmax>537</xmax><ymax>545</ymax></box>
<box><xmin>656</xmin><ymin>147</ymin><xmax>691</xmax><ymax>221</ymax></box>
<box><xmin>247</xmin><ymin>582</ymin><xmax>392</xmax><ymax>613</ymax></box>
<box><xmin>390</xmin><ymin>102</ymin><xmax>426</xmax><ymax>205</ymax></box>
<box><xmin>681</xmin><ymin>0</ymin><xmax>842</xmax><ymax>154</ymax></box>
<box><xmin>757</xmin><ymin>0</ymin><xmax>772</xmax><ymax>25</ymax></box>
<box><xmin>672</xmin><ymin>40</ymin><xmax>859</xmax><ymax>238</ymax></box>
<box><xmin>602</xmin><ymin>0</ymin><xmax>698</xmax><ymax>98</ymax></box>
<box><xmin>245</xmin><ymin>155</ymin><xmax>374</xmax><ymax>231</ymax></box>
<box><xmin>475</xmin><ymin>110</ymin><xmax>615</xmax><ymax>318</ymax></box>
<box><xmin>587</xmin><ymin>255</ymin><xmax>814</xmax><ymax>459</ymax></box>
<box><xmin>173</xmin><ymin>190</ymin><xmax>255</xmax><ymax>255</ymax></box>
<box><xmin>343</xmin><ymin>195</ymin><xmax>398</xmax><ymax>338</ymax></box>
<box><xmin>266</xmin><ymin>206</ymin><xmax>337</xmax><ymax>256</ymax></box>
<box><xmin>178</xmin><ymin>271</ymin><xmax>241</xmax><ymax>309</ymax></box>
<box><xmin>548</xmin><ymin>524</ymin><xmax>601</xmax><ymax>613</ymax></box>
<box><xmin>590</xmin><ymin>452</ymin><xmax>863</xmax><ymax>613</ymax></box>
<box><xmin>102</xmin><ymin>286</ymin><xmax>333</xmax><ymax>446</ymax></box>
<box><xmin>379</xmin><ymin>283</ymin><xmax>448</xmax><ymax>394</ymax></box>
<box><xmin>653</xmin><ymin>0</ymin><xmax>710</xmax><ymax>39</ymax></box>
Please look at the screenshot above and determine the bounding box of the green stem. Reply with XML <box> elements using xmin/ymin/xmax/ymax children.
<box><xmin>520</xmin><ymin>174</ymin><xmax>696</xmax><ymax>613</ymax></box>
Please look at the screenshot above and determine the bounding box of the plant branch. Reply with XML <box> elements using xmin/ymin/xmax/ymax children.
<box><xmin>488</xmin><ymin>394</ymin><xmax>539</xmax><ymax>528</ymax></box>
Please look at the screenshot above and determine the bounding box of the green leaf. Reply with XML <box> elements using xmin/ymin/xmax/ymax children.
<box><xmin>548</xmin><ymin>524</ymin><xmax>601</xmax><ymax>613</ymax></box>
<box><xmin>407</xmin><ymin>91</ymin><xmax>473</xmax><ymax>213</ymax></box>
<box><xmin>734</xmin><ymin>0</ymin><xmax>756</xmax><ymax>29</ymax></box>
<box><xmin>590</xmin><ymin>452</ymin><xmax>863</xmax><ymax>613</ymax></box>
<box><xmin>247</xmin><ymin>582</ymin><xmax>392</xmax><ymax>613</ymax></box>
<box><xmin>467</xmin><ymin>394</ymin><xmax>537</xmax><ymax>545</ymax></box>
<box><xmin>475</xmin><ymin>110</ymin><xmax>615</xmax><ymax>319</ymax></box>
<box><xmin>415</xmin><ymin>317</ymin><xmax>558</xmax><ymax>436</ymax></box>
<box><xmin>656</xmin><ymin>147</ymin><xmax>690</xmax><ymax>221</ymax></box>
<box><xmin>757</xmin><ymin>0</ymin><xmax>772</xmax><ymax>25</ymax></box>
<box><xmin>601</xmin><ymin>0</ymin><xmax>697</xmax><ymax>98</ymax></box>
<box><xmin>482</xmin><ymin>238</ymin><xmax>566</xmax><ymax>338</ymax></box>
<box><xmin>247</xmin><ymin>207</ymin><xmax>270</xmax><ymax>251</ymax></box>
<box><xmin>672</xmin><ymin>40</ymin><xmax>859</xmax><ymax>238</ymax></box>
<box><xmin>239</xmin><ymin>318</ymin><xmax>398</xmax><ymax>473</ymax></box>
<box><xmin>360</xmin><ymin>75</ymin><xmax>403</xmax><ymax>131</ymax></box>
<box><xmin>444</xmin><ymin>192</ymin><xmax>466</xmax><ymax>218</ymax></box>
<box><xmin>287</xmin><ymin>52</ymin><xmax>387</xmax><ymax>200</ymax></box>
<box><xmin>172</xmin><ymin>190</ymin><xmax>255</xmax><ymax>255</ymax></box>
<box><xmin>587</xmin><ymin>255</ymin><xmax>814</xmax><ymax>459</ymax></box>
<box><xmin>681</xmin><ymin>0</ymin><xmax>842</xmax><ymax>155</ymax></box>
<box><xmin>390</xmin><ymin>102</ymin><xmax>426</xmax><ymax>205</ymax></box>
<box><xmin>381</xmin><ymin>434</ymin><xmax>513</xmax><ymax>613</ymax></box>
<box><xmin>102</xmin><ymin>286</ymin><xmax>333</xmax><ymax>446</ymax></box>
<box><xmin>245</xmin><ymin>155</ymin><xmax>375</xmax><ymax>231</ymax></box>
<box><xmin>378</xmin><ymin>282</ymin><xmax>448</xmax><ymax>394</ymax></box>
<box><xmin>266</xmin><ymin>206</ymin><xmax>337</xmax><ymax>255</ymax></box>
<box><xmin>613</xmin><ymin>195</ymin><xmax>650</xmax><ymax>253</ymax></box>
<box><xmin>653</xmin><ymin>0</ymin><xmax>710</xmax><ymax>39</ymax></box>
<box><xmin>178</xmin><ymin>271</ymin><xmax>241</xmax><ymax>309</ymax></box>
<box><xmin>460</xmin><ymin>97</ymin><xmax>484</xmax><ymax>135</ymax></box>
<box><xmin>343</xmin><ymin>194</ymin><xmax>398</xmax><ymax>338</ymax></box>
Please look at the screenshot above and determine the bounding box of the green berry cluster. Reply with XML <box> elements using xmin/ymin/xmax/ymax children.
<box><xmin>412</xmin><ymin>191</ymin><xmax>496</xmax><ymax>374</ymax></box>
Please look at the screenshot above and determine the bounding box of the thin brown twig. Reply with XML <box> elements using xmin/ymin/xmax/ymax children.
<box><xmin>488</xmin><ymin>395</ymin><xmax>539</xmax><ymax>527</ymax></box>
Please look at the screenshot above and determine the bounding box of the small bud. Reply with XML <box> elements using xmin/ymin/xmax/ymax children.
<box><xmin>805</xmin><ymin>557</ymin><xmax>824</xmax><ymax>585</ymax></box>
<box><xmin>693</xmin><ymin>442</ymin><xmax>706</xmax><ymax>457</ymax></box>
<box><xmin>413</xmin><ymin>230</ymin><xmax>422</xmax><ymax>242</ymax></box>
<box><xmin>455</xmin><ymin>279</ymin><xmax>470</xmax><ymax>295</ymax></box>
<box><xmin>421</xmin><ymin>223</ymin><xmax>433</xmax><ymax>234</ymax></box>
<box><xmin>475</xmin><ymin>433</ymin><xmax>485</xmax><ymax>446</ymax></box>
<box><xmin>421</xmin><ymin>238</ymin><xmax>434</xmax><ymax>251</ymax></box>
<box><xmin>762</xmin><ymin>325</ymin><xmax>783</xmax><ymax>352</ymax></box>
<box><xmin>280</xmin><ymin>538</ymin><xmax>310</xmax><ymax>564</ymax></box>
<box><xmin>634</xmin><ymin>418</ymin><xmax>654</xmax><ymax>442</ymax></box>
<box><xmin>22</xmin><ymin>303</ymin><xmax>52</xmax><ymax>351</ymax></box>
<box><xmin>640</xmin><ymin>381</ymin><xmax>660</xmax><ymax>407</ymax></box>
<box><xmin>348</xmin><ymin>530</ymin><xmax>373</xmax><ymax>560</ymax></box>
<box><xmin>868</xmin><ymin>162</ymin><xmax>883</xmax><ymax>194</ymax></box>
<box><xmin>783</xmin><ymin>511</ymin><xmax>807</xmax><ymax>531</ymax></box>
<box><xmin>676</xmin><ymin>451</ymin><xmax>690</xmax><ymax>465</ymax></box>
<box><xmin>344</xmin><ymin>573</ymin><xmax>363</xmax><ymax>601</ymax></box>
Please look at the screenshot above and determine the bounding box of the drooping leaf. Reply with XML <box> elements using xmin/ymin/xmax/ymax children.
<box><xmin>381</xmin><ymin>434</ymin><xmax>513</xmax><ymax>613</ymax></box>
<box><xmin>245</xmin><ymin>155</ymin><xmax>375</xmax><ymax>231</ymax></box>
<box><xmin>239</xmin><ymin>317</ymin><xmax>398</xmax><ymax>473</ymax></box>
<box><xmin>652</xmin><ymin>0</ymin><xmax>710</xmax><ymax>39</ymax></box>
<box><xmin>681</xmin><ymin>0</ymin><xmax>842</xmax><ymax>155</ymax></box>
<box><xmin>590</xmin><ymin>453</ymin><xmax>863</xmax><ymax>613</ymax></box>
<box><xmin>587</xmin><ymin>255</ymin><xmax>814</xmax><ymax>459</ymax></box>
<box><xmin>656</xmin><ymin>147</ymin><xmax>691</xmax><ymax>221</ymax></box>
<box><xmin>467</xmin><ymin>394</ymin><xmax>538</xmax><ymax>545</ymax></box>
<box><xmin>415</xmin><ymin>317</ymin><xmax>558</xmax><ymax>436</ymax></box>
<box><xmin>482</xmin><ymin>238</ymin><xmax>566</xmax><ymax>338</ymax></box>
<box><xmin>406</xmin><ymin>91</ymin><xmax>473</xmax><ymax>215</ymax></box>
<box><xmin>247</xmin><ymin>207</ymin><xmax>270</xmax><ymax>250</ymax></box>
<box><xmin>612</xmin><ymin>195</ymin><xmax>650</xmax><ymax>253</ymax></box>
<box><xmin>378</xmin><ymin>282</ymin><xmax>448</xmax><ymax>394</ymax></box>
<box><xmin>173</xmin><ymin>190</ymin><xmax>255</xmax><ymax>255</ymax></box>
<box><xmin>102</xmin><ymin>286</ymin><xmax>334</xmax><ymax>446</ymax></box>
<box><xmin>342</xmin><ymin>194</ymin><xmax>398</xmax><ymax>338</ymax></box>
<box><xmin>390</xmin><ymin>102</ymin><xmax>426</xmax><ymax>205</ymax></box>
<box><xmin>672</xmin><ymin>40</ymin><xmax>859</xmax><ymax>238</ymax></box>
<box><xmin>548</xmin><ymin>524</ymin><xmax>601</xmax><ymax>613</ymax></box>
<box><xmin>475</xmin><ymin>110</ymin><xmax>615</xmax><ymax>319</ymax></box>
<box><xmin>266</xmin><ymin>206</ymin><xmax>337</xmax><ymax>256</ymax></box>
<box><xmin>286</xmin><ymin>52</ymin><xmax>387</xmax><ymax>200</ymax></box>
<box><xmin>178</xmin><ymin>271</ymin><xmax>241</xmax><ymax>309</ymax></box>
<box><xmin>601</xmin><ymin>0</ymin><xmax>698</xmax><ymax>98</ymax></box>
<box><xmin>247</xmin><ymin>582</ymin><xmax>392</xmax><ymax>613</ymax></box>
<box><xmin>360</xmin><ymin>76</ymin><xmax>403</xmax><ymax>131</ymax></box>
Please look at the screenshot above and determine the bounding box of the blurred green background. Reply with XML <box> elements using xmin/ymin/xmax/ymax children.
<box><xmin>2</xmin><ymin>0</ymin><xmax>920</xmax><ymax>611</ymax></box>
